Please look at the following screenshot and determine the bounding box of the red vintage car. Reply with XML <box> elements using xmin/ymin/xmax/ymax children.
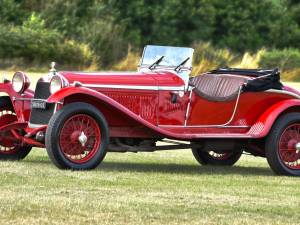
<box><xmin>1</xmin><ymin>45</ymin><xmax>300</xmax><ymax>176</ymax></box>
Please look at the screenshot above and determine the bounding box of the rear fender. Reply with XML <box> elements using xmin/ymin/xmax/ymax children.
<box><xmin>249</xmin><ymin>99</ymin><xmax>300</xmax><ymax>137</ymax></box>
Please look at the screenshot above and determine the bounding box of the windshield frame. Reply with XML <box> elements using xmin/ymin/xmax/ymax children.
<box><xmin>138</xmin><ymin>45</ymin><xmax>194</xmax><ymax>72</ymax></box>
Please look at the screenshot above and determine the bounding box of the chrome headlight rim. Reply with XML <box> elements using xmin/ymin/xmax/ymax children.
<box><xmin>12</xmin><ymin>71</ymin><xmax>30</xmax><ymax>93</ymax></box>
<box><xmin>50</xmin><ymin>75</ymin><xmax>68</xmax><ymax>94</ymax></box>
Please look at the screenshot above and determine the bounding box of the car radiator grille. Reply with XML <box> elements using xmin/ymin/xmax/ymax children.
<box><xmin>29</xmin><ymin>81</ymin><xmax>56</xmax><ymax>126</ymax></box>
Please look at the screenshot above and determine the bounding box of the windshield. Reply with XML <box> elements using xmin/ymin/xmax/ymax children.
<box><xmin>139</xmin><ymin>45</ymin><xmax>194</xmax><ymax>70</ymax></box>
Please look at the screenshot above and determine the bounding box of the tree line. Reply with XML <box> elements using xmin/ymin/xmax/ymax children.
<box><xmin>0</xmin><ymin>0</ymin><xmax>299</xmax><ymax>68</ymax></box>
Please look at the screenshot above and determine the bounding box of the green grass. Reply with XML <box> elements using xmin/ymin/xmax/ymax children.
<box><xmin>1</xmin><ymin>150</ymin><xmax>300</xmax><ymax>225</ymax></box>
<box><xmin>1</xmin><ymin>72</ymin><xmax>300</xmax><ymax>224</ymax></box>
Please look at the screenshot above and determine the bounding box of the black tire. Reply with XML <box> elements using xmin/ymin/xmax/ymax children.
<box><xmin>45</xmin><ymin>102</ymin><xmax>109</xmax><ymax>170</ymax></box>
<box><xmin>192</xmin><ymin>148</ymin><xmax>242</xmax><ymax>166</ymax></box>
<box><xmin>0</xmin><ymin>96</ymin><xmax>32</xmax><ymax>160</ymax></box>
<box><xmin>266</xmin><ymin>112</ymin><xmax>300</xmax><ymax>176</ymax></box>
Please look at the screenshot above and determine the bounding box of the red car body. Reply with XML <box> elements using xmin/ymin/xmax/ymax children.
<box><xmin>1</xmin><ymin>45</ymin><xmax>300</xmax><ymax>175</ymax></box>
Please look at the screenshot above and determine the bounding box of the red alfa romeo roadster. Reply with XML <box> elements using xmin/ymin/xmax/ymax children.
<box><xmin>1</xmin><ymin>45</ymin><xmax>300</xmax><ymax>176</ymax></box>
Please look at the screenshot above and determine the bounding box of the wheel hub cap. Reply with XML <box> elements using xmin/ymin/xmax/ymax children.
<box><xmin>296</xmin><ymin>142</ymin><xmax>300</xmax><ymax>152</ymax></box>
<box><xmin>78</xmin><ymin>132</ymin><xmax>88</xmax><ymax>147</ymax></box>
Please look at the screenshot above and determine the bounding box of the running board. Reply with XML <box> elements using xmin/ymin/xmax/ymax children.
<box><xmin>107</xmin><ymin>143</ymin><xmax>201</xmax><ymax>153</ymax></box>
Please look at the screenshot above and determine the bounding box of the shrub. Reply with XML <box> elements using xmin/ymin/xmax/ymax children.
<box><xmin>281</xmin><ymin>68</ymin><xmax>300</xmax><ymax>81</ymax></box>
<box><xmin>192</xmin><ymin>42</ymin><xmax>237</xmax><ymax>75</ymax></box>
<box><xmin>0</xmin><ymin>14</ymin><xmax>95</xmax><ymax>69</ymax></box>
<box><xmin>231</xmin><ymin>50</ymin><xmax>264</xmax><ymax>69</ymax></box>
<box><xmin>112</xmin><ymin>48</ymin><xmax>140</xmax><ymax>71</ymax></box>
<box><xmin>192</xmin><ymin>42</ymin><xmax>266</xmax><ymax>75</ymax></box>
<box><xmin>0</xmin><ymin>0</ymin><xmax>26</xmax><ymax>25</ymax></box>
<box><xmin>193</xmin><ymin>42</ymin><xmax>236</xmax><ymax>66</ymax></box>
<box><xmin>259</xmin><ymin>48</ymin><xmax>300</xmax><ymax>71</ymax></box>
<box><xmin>82</xmin><ymin>20</ymin><xmax>129</xmax><ymax>67</ymax></box>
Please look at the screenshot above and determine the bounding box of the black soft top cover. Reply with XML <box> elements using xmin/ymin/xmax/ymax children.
<box><xmin>208</xmin><ymin>68</ymin><xmax>283</xmax><ymax>92</ymax></box>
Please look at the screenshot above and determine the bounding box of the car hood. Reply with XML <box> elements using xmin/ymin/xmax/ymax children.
<box><xmin>58</xmin><ymin>71</ymin><xmax>185</xmax><ymax>87</ymax></box>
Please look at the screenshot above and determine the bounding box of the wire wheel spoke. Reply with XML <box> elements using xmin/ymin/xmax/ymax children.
<box><xmin>59</xmin><ymin>114</ymin><xmax>101</xmax><ymax>163</ymax></box>
<box><xmin>279</xmin><ymin>124</ymin><xmax>300</xmax><ymax>169</ymax></box>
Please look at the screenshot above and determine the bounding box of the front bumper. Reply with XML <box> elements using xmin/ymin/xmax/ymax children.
<box><xmin>0</xmin><ymin>121</ymin><xmax>46</xmax><ymax>147</ymax></box>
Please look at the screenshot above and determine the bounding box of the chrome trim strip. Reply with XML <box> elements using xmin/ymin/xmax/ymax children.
<box><xmin>265</xmin><ymin>89</ymin><xmax>300</xmax><ymax>99</ymax></box>
<box><xmin>159</xmin><ymin>125</ymin><xmax>250</xmax><ymax>128</ymax></box>
<box><xmin>66</xmin><ymin>71</ymin><xmax>142</xmax><ymax>76</ymax></box>
<box><xmin>81</xmin><ymin>84</ymin><xmax>185</xmax><ymax>91</ymax></box>
<box><xmin>184</xmin><ymin>88</ymin><xmax>194</xmax><ymax>126</ymax></box>
<box><xmin>13</xmin><ymin>97</ymin><xmax>63</xmax><ymax>104</ymax></box>
<box><xmin>222</xmin><ymin>86</ymin><xmax>242</xmax><ymax>126</ymax></box>
<box><xmin>13</xmin><ymin>97</ymin><xmax>46</xmax><ymax>101</ymax></box>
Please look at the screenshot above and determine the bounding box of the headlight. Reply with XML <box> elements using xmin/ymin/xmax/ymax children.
<box><xmin>12</xmin><ymin>72</ymin><xmax>30</xmax><ymax>93</ymax></box>
<box><xmin>50</xmin><ymin>75</ymin><xmax>68</xmax><ymax>94</ymax></box>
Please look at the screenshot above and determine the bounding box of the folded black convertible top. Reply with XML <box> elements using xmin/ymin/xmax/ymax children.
<box><xmin>209</xmin><ymin>67</ymin><xmax>277</xmax><ymax>77</ymax></box>
<box><xmin>209</xmin><ymin>67</ymin><xmax>283</xmax><ymax>92</ymax></box>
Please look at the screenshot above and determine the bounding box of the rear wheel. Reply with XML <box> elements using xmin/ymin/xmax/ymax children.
<box><xmin>266</xmin><ymin>112</ymin><xmax>300</xmax><ymax>176</ymax></box>
<box><xmin>46</xmin><ymin>102</ymin><xmax>109</xmax><ymax>170</ymax></box>
<box><xmin>0</xmin><ymin>96</ymin><xmax>31</xmax><ymax>160</ymax></box>
<box><xmin>192</xmin><ymin>148</ymin><xmax>242</xmax><ymax>166</ymax></box>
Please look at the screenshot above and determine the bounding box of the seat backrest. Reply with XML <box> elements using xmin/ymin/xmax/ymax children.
<box><xmin>190</xmin><ymin>73</ymin><xmax>249</xmax><ymax>101</ymax></box>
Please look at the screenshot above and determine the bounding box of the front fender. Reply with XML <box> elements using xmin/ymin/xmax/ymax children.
<box><xmin>47</xmin><ymin>86</ymin><xmax>145</xmax><ymax>117</ymax></box>
<box><xmin>47</xmin><ymin>86</ymin><xmax>181</xmax><ymax>139</ymax></box>
<box><xmin>0</xmin><ymin>82</ymin><xmax>33</xmax><ymax>122</ymax></box>
<box><xmin>48</xmin><ymin>86</ymin><xmax>117</xmax><ymax>104</ymax></box>
<box><xmin>249</xmin><ymin>99</ymin><xmax>300</xmax><ymax>138</ymax></box>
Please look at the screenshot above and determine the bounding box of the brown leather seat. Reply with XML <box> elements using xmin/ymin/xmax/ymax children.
<box><xmin>190</xmin><ymin>73</ymin><xmax>250</xmax><ymax>102</ymax></box>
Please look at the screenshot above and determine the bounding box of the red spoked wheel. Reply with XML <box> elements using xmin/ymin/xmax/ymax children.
<box><xmin>0</xmin><ymin>107</ymin><xmax>18</xmax><ymax>154</ymax></box>
<box><xmin>266</xmin><ymin>113</ymin><xmax>300</xmax><ymax>176</ymax></box>
<box><xmin>278</xmin><ymin>124</ymin><xmax>300</xmax><ymax>169</ymax></box>
<box><xmin>46</xmin><ymin>102</ymin><xmax>109</xmax><ymax>170</ymax></box>
<box><xmin>59</xmin><ymin>114</ymin><xmax>101</xmax><ymax>164</ymax></box>
<box><xmin>0</xmin><ymin>96</ymin><xmax>31</xmax><ymax>160</ymax></box>
<box><xmin>192</xmin><ymin>148</ymin><xmax>242</xmax><ymax>166</ymax></box>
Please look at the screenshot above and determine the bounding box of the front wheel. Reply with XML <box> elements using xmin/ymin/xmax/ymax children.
<box><xmin>0</xmin><ymin>96</ymin><xmax>31</xmax><ymax>160</ymax></box>
<box><xmin>266</xmin><ymin>112</ymin><xmax>300</xmax><ymax>176</ymax></box>
<box><xmin>45</xmin><ymin>102</ymin><xmax>109</xmax><ymax>170</ymax></box>
<box><xmin>192</xmin><ymin>148</ymin><xmax>242</xmax><ymax>166</ymax></box>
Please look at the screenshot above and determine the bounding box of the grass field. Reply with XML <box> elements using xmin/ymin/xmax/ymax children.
<box><xmin>1</xmin><ymin>72</ymin><xmax>300</xmax><ymax>225</ymax></box>
<box><xmin>1</xmin><ymin>150</ymin><xmax>300</xmax><ymax>225</ymax></box>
